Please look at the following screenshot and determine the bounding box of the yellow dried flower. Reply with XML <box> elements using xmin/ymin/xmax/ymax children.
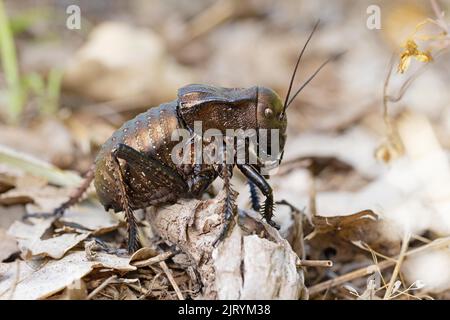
<box><xmin>397</xmin><ymin>39</ymin><xmax>432</xmax><ymax>73</ymax></box>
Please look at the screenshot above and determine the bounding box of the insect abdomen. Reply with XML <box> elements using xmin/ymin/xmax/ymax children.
<box><xmin>94</xmin><ymin>100</ymin><xmax>182</xmax><ymax>211</ymax></box>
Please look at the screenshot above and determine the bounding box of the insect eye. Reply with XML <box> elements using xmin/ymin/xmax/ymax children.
<box><xmin>264</xmin><ymin>108</ymin><xmax>273</xmax><ymax>118</ymax></box>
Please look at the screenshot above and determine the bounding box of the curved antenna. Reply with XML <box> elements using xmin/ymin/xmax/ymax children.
<box><xmin>286</xmin><ymin>51</ymin><xmax>345</xmax><ymax>108</ymax></box>
<box><xmin>282</xmin><ymin>20</ymin><xmax>320</xmax><ymax>117</ymax></box>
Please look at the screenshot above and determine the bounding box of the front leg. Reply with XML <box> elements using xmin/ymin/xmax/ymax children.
<box><xmin>237</xmin><ymin>164</ymin><xmax>280</xmax><ymax>229</ymax></box>
<box><xmin>247</xmin><ymin>180</ymin><xmax>261</xmax><ymax>211</ymax></box>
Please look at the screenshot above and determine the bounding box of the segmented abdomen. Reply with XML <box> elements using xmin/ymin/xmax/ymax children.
<box><xmin>94</xmin><ymin>100</ymin><xmax>182</xmax><ymax>211</ymax></box>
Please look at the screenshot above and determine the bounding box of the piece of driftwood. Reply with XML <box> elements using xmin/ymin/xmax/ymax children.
<box><xmin>147</xmin><ymin>190</ymin><xmax>306</xmax><ymax>299</ymax></box>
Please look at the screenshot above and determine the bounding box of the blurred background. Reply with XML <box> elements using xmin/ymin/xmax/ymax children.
<box><xmin>1</xmin><ymin>0</ymin><xmax>450</xmax><ymax>300</ymax></box>
<box><xmin>0</xmin><ymin>0</ymin><xmax>449</xmax><ymax>168</ymax></box>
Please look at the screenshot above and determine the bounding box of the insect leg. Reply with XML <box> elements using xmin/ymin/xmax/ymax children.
<box><xmin>213</xmin><ymin>164</ymin><xmax>237</xmax><ymax>246</ymax></box>
<box><xmin>112</xmin><ymin>143</ymin><xmax>191</xmax><ymax>252</ymax></box>
<box><xmin>247</xmin><ymin>180</ymin><xmax>261</xmax><ymax>211</ymax></box>
<box><xmin>54</xmin><ymin>165</ymin><xmax>95</xmax><ymax>215</ymax></box>
<box><xmin>23</xmin><ymin>165</ymin><xmax>95</xmax><ymax>219</ymax></box>
<box><xmin>111</xmin><ymin>147</ymin><xmax>141</xmax><ymax>254</ymax></box>
<box><xmin>113</xmin><ymin>143</ymin><xmax>188</xmax><ymax>191</ymax></box>
<box><xmin>237</xmin><ymin>164</ymin><xmax>280</xmax><ymax>229</ymax></box>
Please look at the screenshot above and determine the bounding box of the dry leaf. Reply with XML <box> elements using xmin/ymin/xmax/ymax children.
<box><xmin>312</xmin><ymin>210</ymin><xmax>378</xmax><ymax>239</ymax></box>
<box><xmin>129</xmin><ymin>247</ymin><xmax>159</xmax><ymax>263</ymax></box>
<box><xmin>57</xmin><ymin>279</ymin><xmax>88</xmax><ymax>300</ymax></box>
<box><xmin>0</xmin><ymin>185</ymin><xmax>69</xmax><ymax>210</ymax></box>
<box><xmin>0</xmin><ymin>251</ymin><xmax>135</xmax><ymax>300</ymax></box>
<box><xmin>7</xmin><ymin>220</ymin><xmax>88</xmax><ymax>259</ymax></box>
<box><xmin>60</xmin><ymin>204</ymin><xmax>119</xmax><ymax>234</ymax></box>
<box><xmin>0</xmin><ymin>260</ymin><xmax>35</xmax><ymax>299</ymax></box>
<box><xmin>0</xmin><ymin>229</ymin><xmax>18</xmax><ymax>262</ymax></box>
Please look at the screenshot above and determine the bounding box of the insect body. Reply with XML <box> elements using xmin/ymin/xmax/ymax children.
<box><xmin>94</xmin><ymin>85</ymin><xmax>286</xmax><ymax>252</ymax></box>
<box><xmin>41</xmin><ymin>21</ymin><xmax>336</xmax><ymax>253</ymax></box>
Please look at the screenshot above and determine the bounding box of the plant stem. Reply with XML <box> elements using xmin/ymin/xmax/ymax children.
<box><xmin>43</xmin><ymin>68</ymin><xmax>63</xmax><ymax>115</ymax></box>
<box><xmin>0</xmin><ymin>0</ymin><xmax>24</xmax><ymax>124</ymax></box>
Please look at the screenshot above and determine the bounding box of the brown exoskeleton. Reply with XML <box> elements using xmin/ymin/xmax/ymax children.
<box><xmin>32</xmin><ymin>21</ymin><xmax>338</xmax><ymax>253</ymax></box>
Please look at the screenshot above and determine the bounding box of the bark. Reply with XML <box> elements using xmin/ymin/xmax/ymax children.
<box><xmin>146</xmin><ymin>190</ymin><xmax>306</xmax><ymax>299</ymax></box>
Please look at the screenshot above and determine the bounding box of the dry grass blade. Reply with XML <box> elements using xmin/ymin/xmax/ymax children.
<box><xmin>87</xmin><ymin>275</ymin><xmax>117</xmax><ymax>300</ymax></box>
<box><xmin>308</xmin><ymin>237</ymin><xmax>450</xmax><ymax>296</ymax></box>
<box><xmin>430</xmin><ymin>0</ymin><xmax>449</xmax><ymax>33</ymax></box>
<box><xmin>384</xmin><ymin>232</ymin><xmax>410</xmax><ymax>299</ymax></box>
<box><xmin>309</xmin><ymin>260</ymin><xmax>393</xmax><ymax>297</ymax></box>
<box><xmin>159</xmin><ymin>261</ymin><xmax>184</xmax><ymax>300</ymax></box>
<box><xmin>0</xmin><ymin>145</ymin><xmax>81</xmax><ymax>187</ymax></box>
<box><xmin>132</xmin><ymin>251</ymin><xmax>174</xmax><ymax>268</ymax></box>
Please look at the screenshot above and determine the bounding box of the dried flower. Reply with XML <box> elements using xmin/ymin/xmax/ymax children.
<box><xmin>397</xmin><ymin>39</ymin><xmax>432</xmax><ymax>73</ymax></box>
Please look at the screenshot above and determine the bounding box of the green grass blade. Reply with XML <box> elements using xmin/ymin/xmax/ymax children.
<box><xmin>0</xmin><ymin>144</ymin><xmax>82</xmax><ymax>187</ymax></box>
<box><xmin>43</xmin><ymin>68</ymin><xmax>63</xmax><ymax>115</ymax></box>
<box><xmin>0</xmin><ymin>0</ymin><xmax>24</xmax><ymax>124</ymax></box>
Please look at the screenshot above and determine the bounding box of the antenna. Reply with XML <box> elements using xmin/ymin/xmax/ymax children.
<box><xmin>286</xmin><ymin>51</ymin><xmax>345</xmax><ymax>108</ymax></box>
<box><xmin>281</xmin><ymin>20</ymin><xmax>320</xmax><ymax>117</ymax></box>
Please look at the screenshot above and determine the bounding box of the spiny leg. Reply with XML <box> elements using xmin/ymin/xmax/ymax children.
<box><xmin>112</xmin><ymin>143</ymin><xmax>189</xmax><ymax>252</ymax></box>
<box><xmin>111</xmin><ymin>148</ymin><xmax>140</xmax><ymax>254</ymax></box>
<box><xmin>248</xmin><ymin>180</ymin><xmax>261</xmax><ymax>211</ymax></box>
<box><xmin>54</xmin><ymin>165</ymin><xmax>95</xmax><ymax>215</ymax></box>
<box><xmin>213</xmin><ymin>164</ymin><xmax>237</xmax><ymax>246</ymax></box>
<box><xmin>237</xmin><ymin>164</ymin><xmax>280</xmax><ymax>229</ymax></box>
<box><xmin>24</xmin><ymin>165</ymin><xmax>95</xmax><ymax>219</ymax></box>
<box><xmin>114</xmin><ymin>143</ymin><xmax>188</xmax><ymax>191</ymax></box>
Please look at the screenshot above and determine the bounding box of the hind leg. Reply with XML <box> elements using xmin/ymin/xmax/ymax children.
<box><xmin>112</xmin><ymin>143</ymin><xmax>189</xmax><ymax>253</ymax></box>
<box><xmin>23</xmin><ymin>165</ymin><xmax>95</xmax><ymax>220</ymax></box>
<box><xmin>111</xmin><ymin>150</ymin><xmax>140</xmax><ymax>254</ymax></box>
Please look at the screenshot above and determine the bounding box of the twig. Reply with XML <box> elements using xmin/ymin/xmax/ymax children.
<box><xmin>138</xmin><ymin>273</ymin><xmax>162</xmax><ymax>300</ymax></box>
<box><xmin>132</xmin><ymin>251</ymin><xmax>174</xmax><ymax>268</ymax></box>
<box><xmin>383</xmin><ymin>54</ymin><xmax>430</xmax><ymax>118</ymax></box>
<box><xmin>308</xmin><ymin>236</ymin><xmax>450</xmax><ymax>296</ymax></box>
<box><xmin>87</xmin><ymin>275</ymin><xmax>117</xmax><ymax>300</ymax></box>
<box><xmin>159</xmin><ymin>261</ymin><xmax>184</xmax><ymax>300</ymax></box>
<box><xmin>352</xmin><ymin>241</ymin><xmax>396</xmax><ymax>263</ymax></box>
<box><xmin>310</xmin><ymin>259</ymin><xmax>393</xmax><ymax>297</ymax></box>
<box><xmin>430</xmin><ymin>0</ymin><xmax>449</xmax><ymax>33</ymax></box>
<box><xmin>298</xmin><ymin>260</ymin><xmax>333</xmax><ymax>268</ymax></box>
<box><xmin>411</xmin><ymin>233</ymin><xmax>431</xmax><ymax>244</ymax></box>
<box><xmin>309</xmin><ymin>175</ymin><xmax>317</xmax><ymax>216</ymax></box>
<box><xmin>384</xmin><ymin>232</ymin><xmax>410</xmax><ymax>299</ymax></box>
